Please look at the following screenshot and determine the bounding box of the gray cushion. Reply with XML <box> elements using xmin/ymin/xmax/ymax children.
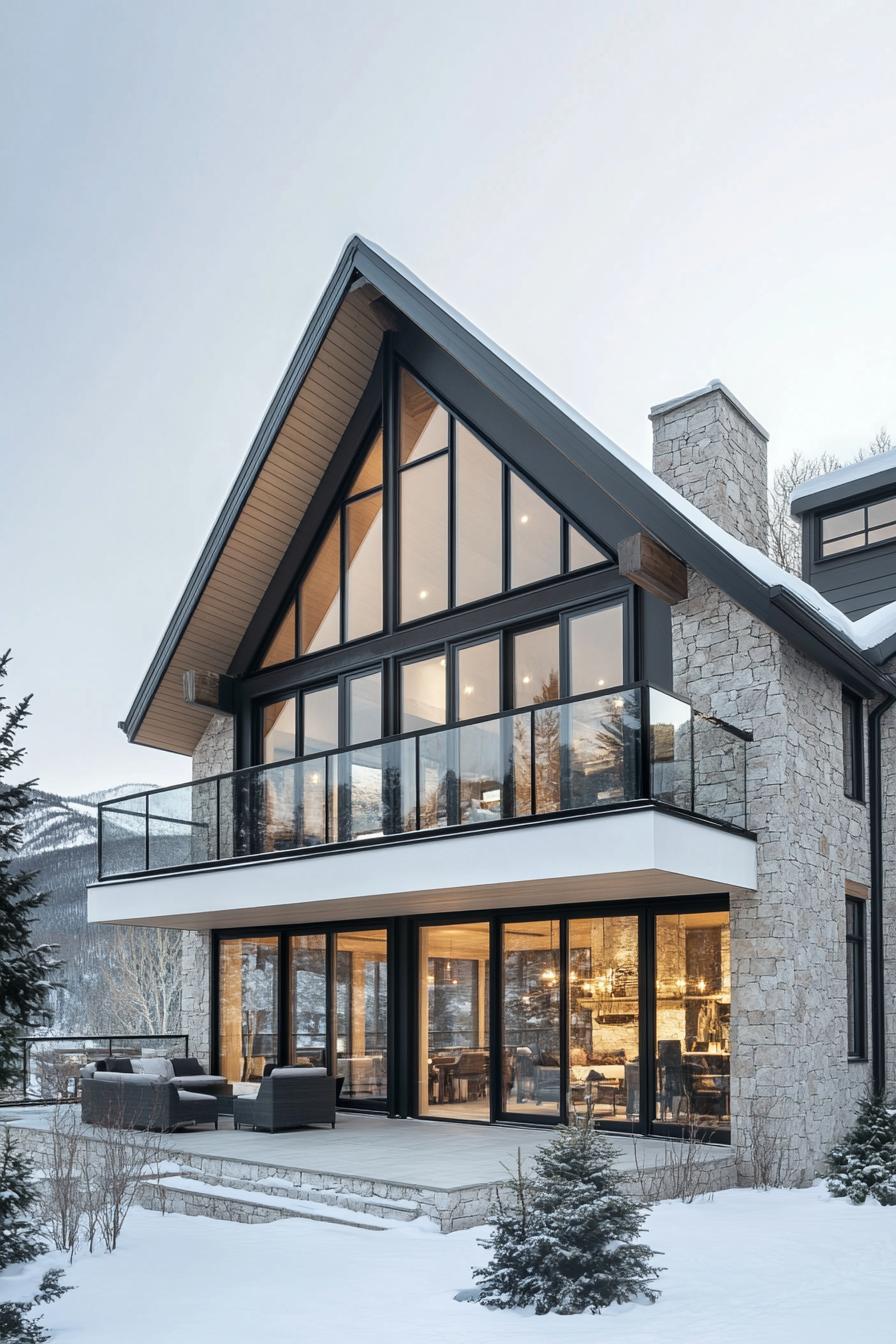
<box><xmin>80</xmin><ymin>1063</ymin><xmax>97</xmax><ymax>1080</ymax></box>
<box><xmin>166</xmin><ymin>1074</ymin><xmax>227</xmax><ymax>1088</ymax></box>
<box><xmin>132</xmin><ymin>1057</ymin><xmax>174</xmax><ymax>1080</ymax></box>
<box><xmin>93</xmin><ymin>1072</ymin><xmax>166</xmax><ymax>1087</ymax></box>
<box><xmin>175</xmin><ymin>1089</ymin><xmax>216</xmax><ymax>1104</ymax></box>
<box><xmin>270</xmin><ymin>1066</ymin><xmax>327</xmax><ymax>1078</ymax></box>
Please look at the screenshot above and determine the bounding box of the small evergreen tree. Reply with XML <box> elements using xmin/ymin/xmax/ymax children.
<box><xmin>0</xmin><ymin>650</ymin><xmax>68</xmax><ymax>1342</ymax></box>
<box><xmin>474</xmin><ymin>1110</ymin><xmax>661</xmax><ymax>1314</ymax></box>
<box><xmin>827</xmin><ymin>1091</ymin><xmax>896</xmax><ymax>1205</ymax></box>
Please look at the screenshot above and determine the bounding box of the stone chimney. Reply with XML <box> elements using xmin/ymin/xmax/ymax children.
<box><xmin>649</xmin><ymin>380</ymin><xmax>769</xmax><ymax>553</ymax></box>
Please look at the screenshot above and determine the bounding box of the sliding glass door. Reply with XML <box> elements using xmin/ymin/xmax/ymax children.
<box><xmin>500</xmin><ymin>920</ymin><xmax>561</xmax><ymax>1119</ymax></box>
<box><xmin>217</xmin><ymin>935</ymin><xmax>279</xmax><ymax>1086</ymax></box>
<box><xmin>418</xmin><ymin>922</ymin><xmax>490</xmax><ymax>1120</ymax></box>
<box><xmin>336</xmin><ymin>928</ymin><xmax>389</xmax><ymax>1105</ymax></box>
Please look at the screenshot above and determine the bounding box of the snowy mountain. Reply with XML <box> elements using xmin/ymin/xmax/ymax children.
<box><xmin>18</xmin><ymin>784</ymin><xmax>158</xmax><ymax>857</ymax></box>
<box><xmin>13</xmin><ymin>783</ymin><xmax>183</xmax><ymax>1036</ymax></box>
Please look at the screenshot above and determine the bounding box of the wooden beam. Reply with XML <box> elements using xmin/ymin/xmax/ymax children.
<box><xmin>618</xmin><ymin>532</ymin><xmax>688</xmax><ymax>605</ymax></box>
<box><xmin>845</xmin><ymin>879</ymin><xmax>870</xmax><ymax>901</ymax></box>
<box><xmin>182</xmin><ymin>670</ymin><xmax>235</xmax><ymax>715</ymax></box>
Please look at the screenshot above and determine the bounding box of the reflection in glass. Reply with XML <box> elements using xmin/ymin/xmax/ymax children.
<box><xmin>513</xmin><ymin>624</ymin><xmax>560</xmax><ymax>707</ymax></box>
<box><xmin>401</xmin><ymin>654</ymin><xmax>447</xmax><ymax>732</ymax></box>
<box><xmin>568</xmin><ymin>603</ymin><xmax>624</xmax><ymax>694</ymax></box>
<box><xmin>300</xmin><ymin>518</ymin><xmax>341</xmax><ymax>654</ymax></box>
<box><xmin>459</xmin><ymin>720</ymin><xmax>503</xmax><ymax>824</ymax></box>
<box><xmin>650</xmin><ymin>689</ymin><xmax>694</xmax><ymax>811</ymax></box>
<box><xmin>260</xmin><ymin>702</ymin><xmax>298</xmax><ymax>852</ymax></box>
<box><xmin>655</xmin><ymin>911</ymin><xmax>730</xmax><ymax>1128</ymax></box>
<box><xmin>289</xmin><ymin>934</ymin><xmax>327</xmax><ymax>1067</ymax></box>
<box><xmin>400</xmin><ymin>370</ymin><xmax>449</xmax><ymax>464</ymax></box>
<box><xmin>345</xmin><ymin>491</ymin><xmax>383</xmax><ymax>642</ymax></box>
<box><xmin>400</xmin><ymin>453</ymin><xmax>449</xmax><ymax>621</ymax></box>
<box><xmin>456</xmin><ymin>639</ymin><xmax>500</xmax><ymax>720</ymax></box>
<box><xmin>569</xmin><ymin>916</ymin><xmax>639</xmax><ymax>1122</ymax></box>
<box><xmin>510</xmin><ymin>474</ymin><xmax>561</xmax><ymax>589</ymax></box>
<box><xmin>260</xmin><ymin>601</ymin><xmax>296</xmax><ymax>668</ymax></box>
<box><xmin>218</xmin><ymin>936</ymin><xmax>279</xmax><ymax>1085</ymax></box>
<box><xmin>419</xmin><ymin>923</ymin><xmax>490</xmax><ymax>1120</ymax></box>
<box><xmin>455</xmin><ymin>424</ymin><xmax>503</xmax><ymax>606</ymax></box>
<box><xmin>502</xmin><ymin>920</ymin><xmax>560</xmax><ymax>1116</ymax></box>
<box><xmin>566</xmin><ymin>690</ymin><xmax>639</xmax><ymax>808</ymax></box>
<box><xmin>302</xmin><ymin>684</ymin><xmax>338</xmax><ymax>756</ymax></box>
<box><xmin>336</xmin><ymin>929</ymin><xmax>388</xmax><ymax>1102</ymax></box>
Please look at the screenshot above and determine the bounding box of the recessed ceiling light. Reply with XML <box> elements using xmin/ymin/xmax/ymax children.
<box><xmin>520</xmin><ymin>514</ymin><xmax>529</xmax><ymax>524</ymax></box>
<box><xmin>463</xmin><ymin>685</ymin><xmax>474</xmax><ymax>696</ymax></box>
<box><xmin>418</xmin><ymin>589</ymin><xmax>428</xmax><ymax>600</ymax></box>
<box><xmin>439</xmin><ymin>658</ymin><xmax>446</xmax><ymax>668</ymax></box>
<box><xmin>598</xmin><ymin>679</ymin><xmax>605</xmax><ymax>687</ymax></box>
<box><xmin>522</xmin><ymin>674</ymin><xmax>531</xmax><ymax>684</ymax></box>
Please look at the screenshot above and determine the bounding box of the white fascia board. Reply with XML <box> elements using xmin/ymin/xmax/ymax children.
<box><xmin>88</xmin><ymin>810</ymin><xmax>756</xmax><ymax>929</ymax></box>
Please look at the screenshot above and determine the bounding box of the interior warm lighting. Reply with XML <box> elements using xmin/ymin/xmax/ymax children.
<box><xmin>463</xmin><ymin>684</ymin><xmax>474</xmax><ymax>696</ymax></box>
<box><xmin>613</xmin><ymin>697</ymin><xmax>624</xmax><ymax>709</ymax></box>
<box><xmin>520</xmin><ymin>513</ymin><xmax>529</xmax><ymax>524</ymax></box>
<box><xmin>522</xmin><ymin>674</ymin><xmax>531</xmax><ymax>684</ymax></box>
<box><xmin>598</xmin><ymin>678</ymin><xmax>605</xmax><ymax>686</ymax></box>
<box><xmin>418</xmin><ymin>589</ymin><xmax>428</xmax><ymax>600</ymax></box>
<box><xmin>439</xmin><ymin>657</ymin><xmax>446</xmax><ymax>667</ymax></box>
<box><xmin>309</xmin><ymin>772</ymin><xmax>320</xmax><ymax>784</ymax></box>
<box><xmin>698</xmin><ymin>978</ymin><xmax>707</xmax><ymax>994</ymax></box>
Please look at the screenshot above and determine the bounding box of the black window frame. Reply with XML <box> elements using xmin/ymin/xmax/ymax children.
<box><xmin>842</xmin><ymin>688</ymin><xmax>864</xmax><ymax>802</ymax></box>
<box><xmin>816</xmin><ymin>491</ymin><xmax>896</xmax><ymax>563</ymax></box>
<box><xmin>846</xmin><ymin>895</ymin><xmax>866</xmax><ymax>1060</ymax></box>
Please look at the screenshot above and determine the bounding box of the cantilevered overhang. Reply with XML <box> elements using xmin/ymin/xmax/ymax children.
<box><xmin>87</xmin><ymin>808</ymin><xmax>756</xmax><ymax>931</ymax></box>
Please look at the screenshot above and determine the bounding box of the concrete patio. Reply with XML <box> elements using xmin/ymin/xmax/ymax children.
<box><xmin>3</xmin><ymin>1107</ymin><xmax>737</xmax><ymax>1231</ymax></box>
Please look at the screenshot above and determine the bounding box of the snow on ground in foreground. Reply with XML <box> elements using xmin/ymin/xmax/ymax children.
<box><xmin>3</xmin><ymin>1183</ymin><xmax>895</xmax><ymax>1344</ymax></box>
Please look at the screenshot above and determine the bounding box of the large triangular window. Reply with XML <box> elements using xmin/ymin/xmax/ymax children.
<box><xmin>256</xmin><ymin>368</ymin><xmax>612</xmax><ymax>670</ymax></box>
<box><xmin>397</xmin><ymin>369</ymin><xmax>611</xmax><ymax>624</ymax></box>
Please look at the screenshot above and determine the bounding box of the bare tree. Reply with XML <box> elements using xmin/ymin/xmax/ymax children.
<box><xmin>101</xmin><ymin>925</ymin><xmax>182</xmax><ymax>1035</ymax></box>
<box><xmin>768</xmin><ymin>429</ymin><xmax>893</xmax><ymax>575</ymax></box>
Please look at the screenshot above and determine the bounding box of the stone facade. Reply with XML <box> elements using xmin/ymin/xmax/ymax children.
<box><xmin>180</xmin><ymin>713</ymin><xmax>234</xmax><ymax>1065</ymax></box>
<box><xmin>653</xmin><ymin>387</ymin><xmax>873</xmax><ymax>1182</ymax></box>
<box><xmin>650</xmin><ymin>382</ymin><xmax>769</xmax><ymax>551</ymax></box>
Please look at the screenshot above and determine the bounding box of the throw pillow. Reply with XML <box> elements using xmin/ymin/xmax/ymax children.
<box><xmin>132</xmin><ymin>1057</ymin><xmax>174</xmax><ymax>1080</ymax></box>
<box><xmin>171</xmin><ymin>1057</ymin><xmax>204</xmax><ymax>1078</ymax></box>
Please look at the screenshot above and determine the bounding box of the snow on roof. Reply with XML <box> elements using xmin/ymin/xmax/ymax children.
<box><xmin>790</xmin><ymin>446</ymin><xmax>896</xmax><ymax>508</ymax></box>
<box><xmin>361</xmin><ymin>239</ymin><xmax>896</xmax><ymax>659</ymax></box>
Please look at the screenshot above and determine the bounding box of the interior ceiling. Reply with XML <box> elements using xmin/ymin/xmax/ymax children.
<box><xmin>134</xmin><ymin>287</ymin><xmax>385</xmax><ymax>755</ymax></box>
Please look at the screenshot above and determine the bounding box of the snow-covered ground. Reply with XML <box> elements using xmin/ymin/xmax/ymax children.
<box><xmin>3</xmin><ymin>1184</ymin><xmax>895</xmax><ymax>1343</ymax></box>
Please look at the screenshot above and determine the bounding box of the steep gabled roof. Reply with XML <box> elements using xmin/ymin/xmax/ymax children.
<box><xmin>123</xmin><ymin>237</ymin><xmax>896</xmax><ymax>754</ymax></box>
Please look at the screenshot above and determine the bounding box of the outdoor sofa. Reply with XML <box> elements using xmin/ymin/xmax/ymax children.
<box><xmin>80</xmin><ymin>1072</ymin><xmax>218</xmax><ymax>1131</ymax></box>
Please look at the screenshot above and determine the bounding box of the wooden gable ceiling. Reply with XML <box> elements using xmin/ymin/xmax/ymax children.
<box><xmin>134</xmin><ymin>288</ymin><xmax>384</xmax><ymax>754</ymax></box>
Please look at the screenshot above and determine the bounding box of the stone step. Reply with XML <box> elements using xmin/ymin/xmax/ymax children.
<box><xmin>140</xmin><ymin>1174</ymin><xmax>399</xmax><ymax>1231</ymax></box>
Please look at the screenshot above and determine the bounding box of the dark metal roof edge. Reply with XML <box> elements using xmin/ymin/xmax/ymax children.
<box><xmin>790</xmin><ymin>462</ymin><xmax>896</xmax><ymax>517</ymax></box>
<box><xmin>121</xmin><ymin>238</ymin><xmax>363</xmax><ymax>741</ymax></box>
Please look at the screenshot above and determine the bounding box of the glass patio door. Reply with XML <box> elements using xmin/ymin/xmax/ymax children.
<box><xmin>418</xmin><ymin>922</ymin><xmax>490</xmax><ymax>1121</ymax></box>
<box><xmin>500</xmin><ymin>919</ymin><xmax>561</xmax><ymax>1119</ymax></box>
<box><xmin>335</xmin><ymin>928</ymin><xmax>389</xmax><ymax>1106</ymax></box>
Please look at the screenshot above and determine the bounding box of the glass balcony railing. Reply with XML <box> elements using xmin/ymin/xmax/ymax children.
<box><xmin>97</xmin><ymin>684</ymin><xmax>751</xmax><ymax>880</ymax></box>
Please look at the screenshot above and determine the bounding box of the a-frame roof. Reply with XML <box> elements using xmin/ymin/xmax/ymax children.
<box><xmin>124</xmin><ymin>236</ymin><xmax>896</xmax><ymax>755</ymax></box>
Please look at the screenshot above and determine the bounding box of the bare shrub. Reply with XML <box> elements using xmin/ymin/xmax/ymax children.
<box><xmin>36</xmin><ymin>1088</ymin><xmax>167</xmax><ymax>1256</ymax></box>
<box><xmin>631</xmin><ymin>1120</ymin><xmax>716</xmax><ymax>1204</ymax></box>
<box><xmin>741</xmin><ymin>1095</ymin><xmax>802</xmax><ymax>1189</ymax></box>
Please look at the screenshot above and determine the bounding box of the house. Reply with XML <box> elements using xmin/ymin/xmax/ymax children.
<box><xmin>88</xmin><ymin>237</ymin><xmax>896</xmax><ymax>1181</ymax></box>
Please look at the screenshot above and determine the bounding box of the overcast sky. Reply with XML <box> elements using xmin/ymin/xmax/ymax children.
<box><xmin>2</xmin><ymin>0</ymin><xmax>895</xmax><ymax>796</ymax></box>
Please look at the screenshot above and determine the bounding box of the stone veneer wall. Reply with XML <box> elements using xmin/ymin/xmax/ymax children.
<box><xmin>180</xmin><ymin>713</ymin><xmax>234</xmax><ymax>1066</ymax></box>
<box><xmin>653</xmin><ymin>387</ymin><xmax>872</xmax><ymax>1180</ymax></box>
<box><xmin>879</xmin><ymin>675</ymin><xmax>896</xmax><ymax>1087</ymax></box>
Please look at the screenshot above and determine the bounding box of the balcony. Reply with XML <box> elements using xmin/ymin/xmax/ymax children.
<box><xmin>97</xmin><ymin>685</ymin><xmax>751</xmax><ymax>885</ymax></box>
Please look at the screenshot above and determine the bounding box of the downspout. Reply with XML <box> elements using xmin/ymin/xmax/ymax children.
<box><xmin>869</xmin><ymin>694</ymin><xmax>893</xmax><ymax>1095</ymax></box>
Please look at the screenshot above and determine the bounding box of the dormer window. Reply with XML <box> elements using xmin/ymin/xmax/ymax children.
<box><xmin>820</xmin><ymin>494</ymin><xmax>896</xmax><ymax>558</ymax></box>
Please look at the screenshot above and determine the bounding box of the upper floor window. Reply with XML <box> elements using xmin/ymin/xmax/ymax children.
<box><xmin>842</xmin><ymin>688</ymin><xmax>864</xmax><ymax>801</ymax></box>
<box><xmin>399</xmin><ymin>369</ymin><xmax>607</xmax><ymax>625</ymax></box>
<box><xmin>257</xmin><ymin>366</ymin><xmax>611</xmax><ymax>670</ymax></box>
<box><xmin>820</xmin><ymin>494</ymin><xmax>896</xmax><ymax>558</ymax></box>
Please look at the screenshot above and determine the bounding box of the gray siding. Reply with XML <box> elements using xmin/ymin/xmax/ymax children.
<box><xmin>802</xmin><ymin>512</ymin><xmax>896</xmax><ymax>617</ymax></box>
